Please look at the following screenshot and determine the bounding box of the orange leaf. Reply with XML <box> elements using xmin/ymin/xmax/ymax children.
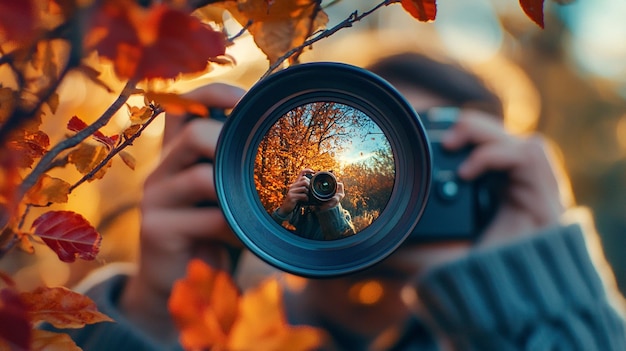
<box><xmin>400</xmin><ymin>0</ymin><xmax>437</xmax><ymax>22</ymax></box>
<box><xmin>228</xmin><ymin>279</ymin><xmax>324</xmax><ymax>351</ymax></box>
<box><xmin>21</xmin><ymin>286</ymin><xmax>113</xmax><ymax>329</ymax></box>
<box><xmin>169</xmin><ymin>259</ymin><xmax>240</xmax><ymax>350</ymax></box>
<box><xmin>87</xmin><ymin>1</ymin><xmax>227</xmax><ymax>80</ymax></box>
<box><xmin>31</xmin><ymin>211</ymin><xmax>102</xmax><ymax>263</ymax></box>
<box><xmin>224</xmin><ymin>0</ymin><xmax>328</xmax><ymax>64</ymax></box>
<box><xmin>0</xmin><ymin>288</ymin><xmax>31</xmax><ymax>350</ymax></box>
<box><xmin>30</xmin><ymin>329</ymin><xmax>81</xmax><ymax>351</ymax></box>
<box><xmin>144</xmin><ymin>92</ymin><xmax>208</xmax><ymax>117</ymax></box>
<box><xmin>519</xmin><ymin>0</ymin><xmax>545</xmax><ymax>28</ymax></box>
<box><xmin>25</xmin><ymin>175</ymin><xmax>71</xmax><ymax>206</ymax></box>
<box><xmin>7</xmin><ymin>129</ymin><xmax>50</xmax><ymax>169</ymax></box>
<box><xmin>68</xmin><ymin>143</ymin><xmax>112</xmax><ymax>181</ymax></box>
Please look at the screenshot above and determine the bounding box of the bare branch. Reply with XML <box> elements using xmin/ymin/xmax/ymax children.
<box><xmin>260</xmin><ymin>0</ymin><xmax>393</xmax><ymax>80</ymax></box>
<box><xmin>17</xmin><ymin>81</ymin><xmax>137</xmax><ymax>205</ymax></box>
<box><xmin>68</xmin><ymin>105</ymin><xmax>165</xmax><ymax>192</ymax></box>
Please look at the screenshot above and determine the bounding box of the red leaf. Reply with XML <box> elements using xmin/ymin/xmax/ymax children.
<box><xmin>31</xmin><ymin>211</ymin><xmax>101</xmax><ymax>263</ymax></box>
<box><xmin>87</xmin><ymin>2</ymin><xmax>226</xmax><ymax>80</ymax></box>
<box><xmin>519</xmin><ymin>0</ymin><xmax>545</xmax><ymax>28</ymax></box>
<box><xmin>0</xmin><ymin>0</ymin><xmax>36</xmax><ymax>44</ymax></box>
<box><xmin>400</xmin><ymin>0</ymin><xmax>437</xmax><ymax>22</ymax></box>
<box><xmin>0</xmin><ymin>289</ymin><xmax>31</xmax><ymax>350</ymax></box>
<box><xmin>67</xmin><ymin>116</ymin><xmax>119</xmax><ymax>149</ymax></box>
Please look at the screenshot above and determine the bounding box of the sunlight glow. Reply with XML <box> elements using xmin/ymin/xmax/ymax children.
<box><xmin>349</xmin><ymin>280</ymin><xmax>385</xmax><ymax>305</ymax></box>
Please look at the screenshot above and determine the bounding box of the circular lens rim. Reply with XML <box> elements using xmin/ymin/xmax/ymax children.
<box><xmin>215</xmin><ymin>62</ymin><xmax>432</xmax><ymax>278</ymax></box>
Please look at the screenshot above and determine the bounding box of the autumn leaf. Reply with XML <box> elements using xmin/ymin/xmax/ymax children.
<box><xmin>25</xmin><ymin>175</ymin><xmax>71</xmax><ymax>206</ymax></box>
<box><xmin>86</xmin><ymin>1</ymin><xmax>227</xmax><ymax>80</ymax></box>
<box><xmin>144</xmin><ymin>92</ymin><xmax>208</xmax><ymax>117</ymax></box>
<box><xmin>119</xmin><ymin>151</ymin><xmax>136</xmax><ymax>170</ymax></box>
<box><xmin>519</xmin><ymin>0</ymin><xmax>545</xmax><ymax>28</ymax></box>
<box><xmin>0</xmin><ymin>0</ymin><xmax>36</xmax><ymax>45</ymax></box>
<box><xmin>21</xmin><ymin>286</ymin><xmax>113</xmax><ymax>329</ymax></box>
<box><xmin>0</xmin><ymin>288</ymin><xmax>31</xmax><ymax>351</ymax></box>
<box><xmin>127</xmin><ymin>105</ymin><xmax>153</xmax><ymax>125</ymax></box>
<box><xmin>398</xmin><ymin>0</ymin><xmax>437</xmax><ymax>22</ymax></box>
<box><xmin>228</xmin><ymin>279</ymin><xmax>325</xmax><ymax>351</ymax></box>
<box><xmin>30</xmin><ymin>329</ymin><xmax>81</xmax><ymax>351</ymax></box>
<box><xmin>68</xmin><ymin>143</ymin><xmax>112</xmax><ymax>181</ymax></box>
<box><xmin>223</xmin><ymin>0</ymin><xmax>328</xmax><ymax>64</ymax></box>
<box><xmin>67</xmin><ymin>116</ymin><xmax>119</xmax><ymax>149</ymax></box>
<box><xmin>31</xmin><ymin>211</ymin><xmax>101</xmax><ymax>263</ymax></box>
<box><xmin>169</xmin><ymin>259</ymin><xmax>324</xmax><ymax>351</ymax></box>
<box><xmin>169</xmin><ymin>259</ymin><xmax>240</xmax><ymax>349</ymax></box>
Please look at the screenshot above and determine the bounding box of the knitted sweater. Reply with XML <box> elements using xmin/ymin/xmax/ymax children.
<box><xmin>43</xmin><ymin>223</ymin><xmax>626</xmax><ymax>350</ymax></box>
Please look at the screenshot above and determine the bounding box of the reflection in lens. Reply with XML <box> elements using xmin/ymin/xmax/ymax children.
<box><xmin>254</xmin><ymin>101</ymin><xmax>395</xmax><ymax>240</ymax></box>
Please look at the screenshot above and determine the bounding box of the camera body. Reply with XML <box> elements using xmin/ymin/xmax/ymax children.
<box><xmin>408</xmin><ymin>107</ymin><xmax>505</xmax><ymax>242</ymax></box>
<box><xmin>303</xmin><ymin>171</ymin><xmax>338</xmax><ymax>205</ymax></box>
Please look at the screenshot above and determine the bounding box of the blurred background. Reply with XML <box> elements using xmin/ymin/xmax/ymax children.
<box><xmin>2</xmin><ymin>0</ymin><xmax>626</xmax><ymax>296</ymax></box>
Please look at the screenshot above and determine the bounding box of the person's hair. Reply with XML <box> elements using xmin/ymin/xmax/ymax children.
<box><xmin>366</xmin><ymin>52</ymin><xmax>503</xmax><ymax>117</ymax></box>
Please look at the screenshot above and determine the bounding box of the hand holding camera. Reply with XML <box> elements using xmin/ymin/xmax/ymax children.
<box><xmin>277</xmin><ymin>169</ymin><xmax>345</xmax><ymax>216</ymax></box>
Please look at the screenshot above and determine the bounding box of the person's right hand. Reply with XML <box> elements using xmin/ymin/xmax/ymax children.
<box><xmin>277</xmin><ymin>168</ymin><xmax>314</xmax><ymax>216</ymax></box>
<box><xmin>120</xmin><ymin>83</ymin><xmax>246</xmax><ymax>343</ymax></box>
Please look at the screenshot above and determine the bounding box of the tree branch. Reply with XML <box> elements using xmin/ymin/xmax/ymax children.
<box><xmin>17</xmin><ymin>81</ymin><xmax>137</xmax><ymax>205</ymax></box>
<box><xmin>260</xmin><ymin>0</ymin><xmax>393</xmax><ymax>80</ymax></box>
<box><xmin>68</xmin><ymin>105</ymin><xmax>164</xmax><ymax>192</ymax></box>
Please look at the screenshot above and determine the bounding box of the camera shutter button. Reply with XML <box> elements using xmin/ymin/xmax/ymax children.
<box><xmin>435</xmin><ymin>172</ymin><xmax>460</xmax><ymax>201</ymax></box>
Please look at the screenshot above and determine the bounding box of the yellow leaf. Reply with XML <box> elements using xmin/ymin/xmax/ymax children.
<box><xmin>25</xmin><ymin>175</ymin><xmax>71</xmax><ymax>206</ymax></box>
<box><xmin>228</xmin><ymin>279</ymin><xmax>324</xmax><ymax>351</ymax></box>
<box><xmin>68</xmin><ymin>143</ymin><xmax>111</xmax><ymax>180</ymax></box>
<box><xmin>119</xmin><ymin>151</ymin><xmax>136</xmax><ymax>170</ymax></box>
<box><xmin>225</xmin><ymin>0</ymin><xmax>328</xmax><ymax>64</ymax></box>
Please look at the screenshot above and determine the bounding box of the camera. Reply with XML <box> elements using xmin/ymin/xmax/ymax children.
<box><xmin>303</xmin><ymin>171</ymin><xmax>337</xmax><ymax>205</ymax></box>
<box><xmin>408</xmin><ymin>107</ymin><xmax>505</xmax><ymax>242</ymax></box>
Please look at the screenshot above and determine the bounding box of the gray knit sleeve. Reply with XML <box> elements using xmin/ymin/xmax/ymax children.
<box><xmin>416</xmin><ymin>224</ymin><xmax>626</xmax><ymax>351</ymax></box>
<box><xmin>40</xmin><ymin>272</ymin><xmax>182</xmax><ymax>351</ymax></box>
<box><xmin>316</xmin><ymin>204</ymin><xmax>356</xmax><ymax>240</ymax></box>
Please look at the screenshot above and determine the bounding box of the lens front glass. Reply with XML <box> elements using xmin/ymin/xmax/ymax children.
<box><xmin>254</xmin><ymin>101</ymin><xmax>395</xmax><ymax>241</ymax></box>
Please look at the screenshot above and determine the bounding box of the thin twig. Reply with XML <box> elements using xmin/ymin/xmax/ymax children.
<box><xmin>260</xmin><ymin>0</ymin><xmax>393</xmax><ymax>80</ymax></box>
<box><xmin>17</xmin><ymin>81</ymin><xmax>137</xmax><ymax>205</ymax></box>
<box><xmin>69</xmin><ymin>105</ymin><xmax>164</xmax><ymax>192</ymax></box>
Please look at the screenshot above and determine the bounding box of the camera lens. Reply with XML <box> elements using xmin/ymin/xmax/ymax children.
<box><xmin>310</xmin><ymin>172</ymin><xmax>337</xmax><ymax>202</ymax></box>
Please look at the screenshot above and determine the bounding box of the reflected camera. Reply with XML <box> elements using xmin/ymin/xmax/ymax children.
<box><xmin>409</xmin><ymin>107</ymin><xmax>505</xmax><ymax>242</ymax></box>
<box><xmin>304</xmin><ymin>171</ymin><xmax>337</xmax><ymax>205</ymax></box>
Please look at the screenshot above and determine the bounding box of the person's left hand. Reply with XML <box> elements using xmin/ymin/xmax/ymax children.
<box><xmin>317</xmin><ymin>181</ymin><xmax>346</xmax><ymax>212</ymax></box>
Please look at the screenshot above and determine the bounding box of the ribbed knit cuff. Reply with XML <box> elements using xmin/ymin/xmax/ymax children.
<box><xmin>416</xmin><ymin>224</ymin><xmax>626</xmax><ymax>351</ymax></box>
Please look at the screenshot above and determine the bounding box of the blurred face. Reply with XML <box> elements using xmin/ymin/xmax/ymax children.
<box><xmin>286</xmin><ymin>84</ymin><xmax>471</xmax><ymax>347</ymax></box>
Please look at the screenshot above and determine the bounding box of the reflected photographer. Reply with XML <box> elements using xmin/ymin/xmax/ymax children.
<box><xmin>271</xmin><ymin>168</ymin><xmax>356</xmax><ymax>241</ymax></box>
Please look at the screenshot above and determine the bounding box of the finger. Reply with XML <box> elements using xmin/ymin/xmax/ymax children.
<box><xmin>441</xmin><ymin>110</ymin><xmax>507</xmax><ymax>151</ymax></box>
<box><xmin>457</xmin><ymin>140</ymin><xmax>522</xmax><ymax>180</ymax></box>
<box><xmin>154</xmin><ymin>119</ymin><xmax>222</xmax><ymax>179</ymax></box>
<box><xmin>143</xmin><ymin>208</ymin><xmax>241</xmax><ymax>247</ymax></box>
<box><xmin>182</xmin><ymin>83</ymin><xmax>245</xmax><ymax>108</ymax></box>
<box><xmin>163</xmin><ymin>83</ymin><xmax>245</xmax><ymax>145</ymax></box>
<box><xmin>145</xmin><ymin>163</ymin><xmax>216</xmax><ymax>207</ymax></box>
<box><xmin>299</xmin><ymin>168</ymin><xmax>315</xmax><ymax>177</ymax></box>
